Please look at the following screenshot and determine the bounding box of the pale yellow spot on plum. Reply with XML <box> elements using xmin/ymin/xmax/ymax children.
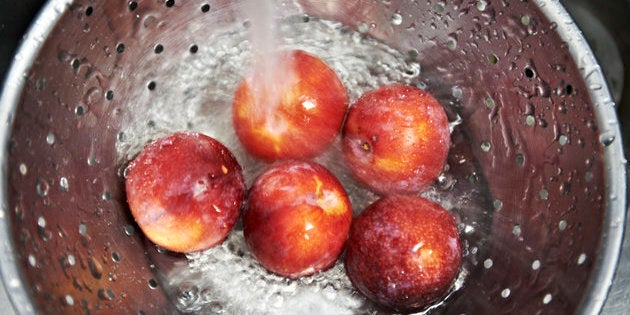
<box><xmin>374</xmin><ymin>155</ymin><xmax>407</xmax><ymax>173</ymax></box>
<box><xmin>411</xmin><ymin>242</ymin><xmax>441</xmax><ymax>277</ymax></box>
<box><xmin>313</xmin><ymin>177</ymin><xmax>347</xmax><ymax>216</ymax></box>
<box><xmin>143</xmin><ymin>215</ymin><xmax>204</xmax><ymax>252</ymax></box>
<box><xmin>252</xmin><ymin>115</ymin><xmax>290</xmax><ymax>155</ymax></box>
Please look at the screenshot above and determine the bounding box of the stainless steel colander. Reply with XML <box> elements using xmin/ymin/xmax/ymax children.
<box><xmin>0</xmin><ymin>0</ymin><xmax>625</xmax><ymax>314</ymax></box>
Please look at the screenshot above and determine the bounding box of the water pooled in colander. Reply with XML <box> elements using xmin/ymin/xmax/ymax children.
<box><xmin>112</xmin><ymin>13</ymin><xmax>493</xmax><ymax>314</ymax></box>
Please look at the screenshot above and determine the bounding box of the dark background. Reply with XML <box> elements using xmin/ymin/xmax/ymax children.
<box><xmin>0</xmin><ymin>0</ymin><xmax>47</xmax><ymax>85</ymax></box>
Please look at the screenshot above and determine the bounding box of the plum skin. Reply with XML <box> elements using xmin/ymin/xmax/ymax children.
<box><xmin>233</xmin><ymin>49</ymin><xmax>348</xmax><ymax>162</ymax></box>
<box><xmin>124</xmin><ymin>132</ymin><xmax>246</xmax><ymax>253</ymax></box>
<box><xmin>344</xmin><ymin>195</ymin><xmax>461</xmax><ymax>312</ymax></box>
<box><xmin>342</xmin><ymin>84</ymin><xmax>450</xmax><ymax>195</ymax></box>
<box><xmin>243</xmin><ymin>160</ymin><xmax>353</xmax><ymax>278</ymax></box>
